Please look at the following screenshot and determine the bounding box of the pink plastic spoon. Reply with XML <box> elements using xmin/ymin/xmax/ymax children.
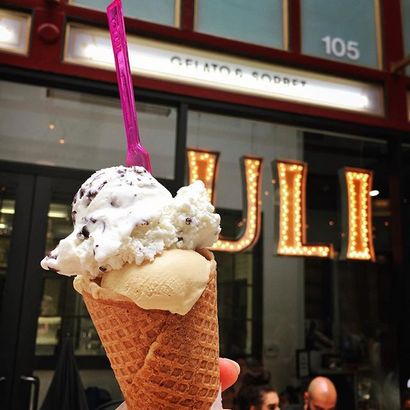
<box><xmin>107</xmin><ymin>0</ymin><xmax>152</xmax><ymax>172</ymax></box>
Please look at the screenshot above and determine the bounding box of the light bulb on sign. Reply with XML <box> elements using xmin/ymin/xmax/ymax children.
<box><xmin>212</xmin><ymin>156</ymin><xmax>263</xmax><ymax>253</ymax></box>
<box><xmin>274</xmin><ymin>160</ymin><xmax>333</xmax><ymax>258</ymax></box>
<box><xmin>339</xmin><ymin>167</ymin><xmax>375</xmax><ymax>261</ymax></box>
<box><xmin>187</xmin><ymin>149</ymin><xmax>220</xmax><ymax>204</ymax></box>
<box><xmin>187</xmin><ymin>149</ymin><xmax>263</xmax><ymax>253</ymax></box>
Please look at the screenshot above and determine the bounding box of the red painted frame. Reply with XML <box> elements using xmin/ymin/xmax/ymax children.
<box><xmin>0</xmin><ymin>0</ymin><xmax>409</xmax><ymax>132</ymax></box>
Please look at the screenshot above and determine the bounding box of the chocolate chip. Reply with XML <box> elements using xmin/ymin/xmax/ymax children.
<box><xmin>136</xmin><ymin>219</ymin><xmax>149</xmax><ymax>227</ymax></box>
<box><xmin>71</xmin><ymin>210</ymin><xmax>77</xmax><ymax>223</ymax></box>
<box><xmin>87</xmin><ymin>189</ymin><xmax>98</xmax><ymax>199</ymax></box>
<box><xmin>79</xmin><ymin>188</ymin><xmax>85</xmax><ymax>199</ymax></box>
<box><xmin>98</xmin><ymin>181</ymin><xmax>107</xmax><ymax>191</ymax></box>
<box><xmin>185</xmin><ymin>217</ymin><xmax>192</xmax><ymax>225</ymax></box>
<box><xmin>177</xmin><ymin>237</ymin><xmax>183</xmax><ymax>242</ymax></box>
<box><xmin>77</xmin><ymin>225</ymin><xmax>90</xmax><ymax>239</ymax></box>
<box><xmin>99</xmin><ymin>266</ymin><xmax>107</xmax><ymax>272</ymax></box>
<box><xmin>90</xmin><ymin>217</ymin><xmax>97</xmax><ymax>223</ymax></box>
<box><xmin>110</xmin><ymin>198</ymin><xmax>120</xmax><ymax>207</ymax></box>
<box><xmin>47</xmin><ymin>252</ymin><xmax>57</xmax><ymax>260</ymax></box>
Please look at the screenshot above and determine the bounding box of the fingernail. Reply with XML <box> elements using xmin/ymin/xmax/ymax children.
<box><xmin>223</xmin><ymin>358</ymin><xmax>241</xmax><ymax>373</ymax></box>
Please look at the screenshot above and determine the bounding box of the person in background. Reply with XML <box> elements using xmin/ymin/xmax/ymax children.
<box><xmin>237</xmin><ymin>384</ymin><xmax>280</xmax><ymax>410</ymax></box>
<box><xmin>303</xmin><ymin>377</ymin><xmax>337</xmax><ymax>410</ymax></box>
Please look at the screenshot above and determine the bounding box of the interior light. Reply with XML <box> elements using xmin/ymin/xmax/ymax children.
<box><xmin>59</xmin><ymin>138</ymin><xmax>65</xmax><ymax>145</ymax></box>
<box><xmin>0</xmin><ymin>207</ymin><xmax>14</xmax><ymax>215</ymax></box>
<box><xmin>0</xmin><ymin>24</ymin><xmax>14</xmax><ymax>43</ymax></box>
<box><xmin>0</xmin><ymin>223</ymin><xmax>7</xmax><ymax>229</ymax></box>
<box><xmin>48</xmin><ymin>123</ymin><xmax>55</xmax><ymax>130</ymax></box>
<box><xmin>0</xmin><ymin>11</ymin><xmax>31</xmax><ymax>55</ymax></box>
<box><xmin>83</xmin><ymin>43</ymin><xmax>113</xmax><ymax>64</ymax></box>
<box><xmin>48</xmin><ymin>211</ymin><xmax>68</xmax><ymax>219</ymax></box>
<box><xmin>0</xmin><ymin>208</ymin><xmax>67</xmax><ymax>219</ymax></box>
<box><xmin>369</xmin><ymin>189</ymin><xmax>379</xmax><ymax>197</ymax></box>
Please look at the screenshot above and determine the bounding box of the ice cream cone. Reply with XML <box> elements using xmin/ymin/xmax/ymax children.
<box><xmin>77</xmin><ymin>250</ymin><xmax>220</xmax><ymax>409</ymax></box>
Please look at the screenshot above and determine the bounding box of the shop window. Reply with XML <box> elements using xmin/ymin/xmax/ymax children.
<box><xmin>187</xmin><ymin>111</ymin><xmax>289</xmax><ymax>360</ymax></box>
<box><xmin>402</xmin><ymin>0</ymin><xmax>410</xmax><ymax>76</ymax></box>
<box><xmin>216</xmin><ymin>210</ymin><xmax>262</xmax><ymax>358</ymax></box>
<box><xmin>195</xmin><ymin>0</ymin><xmax>285</xmax><ymax>49</ymax></box>
<box><xmin>70</xmin><ymin>0</ymin><xmax>179</xmax><ymax>27</ymax></box>
<box><xmin>301</xmin><ymin>0</ymin><xmax>382</xmax><ymax>68</ymax></box>
<box><xmin>187</xmin><ymin>110</ymin><xmax>398</xmax><ymax>407</ymax></box>
<box><xmin>0</xmin><ymin>81</ymin><xmax>177</xmax><ymax>179</ymax></box>
<box><xmin>303</xmin><ymin>132</ymin><xmax>397</xmax><ymax>409</ymax></box>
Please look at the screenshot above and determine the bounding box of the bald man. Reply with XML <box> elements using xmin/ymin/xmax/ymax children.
<box><xmin>303</xmin><ymin>377</ymin><xmax>337</xmax><ymax>410</ymax></box>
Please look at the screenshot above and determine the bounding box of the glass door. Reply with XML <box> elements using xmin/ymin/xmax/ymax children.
<box><xmin>0</xmin><ymin>171</ymin><xmax>35</xmax><ymax>410</ymax></box>
<box><xmin>14</xmin><ymin>173</ymin><xmax>121</xmax><ymax>410</ymax></box>
<box><xmin>0</xmin><ymin>169</ymin><xmax>119</xmax><ymax>410</ymax></box>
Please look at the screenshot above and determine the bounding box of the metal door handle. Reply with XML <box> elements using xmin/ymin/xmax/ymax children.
<box><xmin>20</xmin><ymin>375</ymin><xmax>39</xmax><ymax>410</ymax></box>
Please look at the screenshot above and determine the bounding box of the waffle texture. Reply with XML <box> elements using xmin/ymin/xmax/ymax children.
<box><xmin>81</xmin><ymin>252</ymin><xmax>219</xmax><ymax>409</ymax></box>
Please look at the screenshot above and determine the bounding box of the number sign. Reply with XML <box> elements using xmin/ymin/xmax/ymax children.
<box><xmin>302</xmin><ymin>0</ymin><xmax>381</xmax><ymax>68</ymax></box>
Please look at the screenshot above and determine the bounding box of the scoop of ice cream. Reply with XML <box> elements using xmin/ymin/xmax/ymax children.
<box><xmin>74</xmin><ymin>249</ymin><xmax>213</xmax><ymax>315</ymax></box>
<box><xmin>41</xmin><ymin>166</ymin><xmax>220</xmax><ymax>278</ymax></box>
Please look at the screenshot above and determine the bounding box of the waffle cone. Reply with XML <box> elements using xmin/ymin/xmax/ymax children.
<box><xmin>80</xmin><ymin>250</ymin><xmax>219</xmax><ymax>409</ymax></box>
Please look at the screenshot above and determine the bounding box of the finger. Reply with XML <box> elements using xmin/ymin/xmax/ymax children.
<box><xmin>219</xmin><ymin>358</ymin><xmax>240</xmax><ymax>391</ymax></box>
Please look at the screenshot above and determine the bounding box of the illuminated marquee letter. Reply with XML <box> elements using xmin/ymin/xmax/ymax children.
<box><xmin>187</xmin><ymin>149</ymin><xmax>263</xmax><ymax>252</ymax></box>
<box><xmin>187</xmin><ymin>149</ymin><xmax>220</xmax><ymax>203</ymax></box>
<box><xmin>275</xmin><ymin>160</ymin><xmax>333</xmax><ymax>258</ymax></box>
<box><xmin>339</xmin><ymin>167</ymin><xmax>375</xmax><ymax>261</ymax></box>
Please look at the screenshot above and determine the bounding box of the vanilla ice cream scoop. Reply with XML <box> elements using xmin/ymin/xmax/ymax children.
<box><xmin>74</xmin><ymin>249</ymin><xmax>214</xmax><ymax>315</ymax></box>
<box><xmin>41</xmin><ymin>166</ymin><xmax>220</xmax><ymax>279</ymax></box>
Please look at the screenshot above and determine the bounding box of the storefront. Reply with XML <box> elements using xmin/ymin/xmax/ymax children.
<box><xmin>0</xmin><ymin>1</ymin><xmax>410</xmax><ymax>409</ymax></box>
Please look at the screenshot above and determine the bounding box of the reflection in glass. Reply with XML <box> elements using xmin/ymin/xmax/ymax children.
<box><xmin>215</xmin><ymin>245</ymin><xmax>255</xmax><ymax>357</ymax></box>
<box><xmin>71</xmin><ymin>0</ymin><xmax>178</xmax><ymax>27</ymax></box>
<box><xmin>195</xmin><ymin>0</ymin><xmax>284</xmax><ymax>49</ymax></box>
<box><xmin>37</xmin><ymin>202</ymin><xmax>104</xmax><ymax>356</ymax></box>
<box><xmin>0</xmin><ymin>81</ymin><xmax>177</xmax><ymax>179</ymax></box>
<box><xmin>35</xmin><ymin>279</ymin><xmax>61</xmax><ymax>355</ymax></box>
